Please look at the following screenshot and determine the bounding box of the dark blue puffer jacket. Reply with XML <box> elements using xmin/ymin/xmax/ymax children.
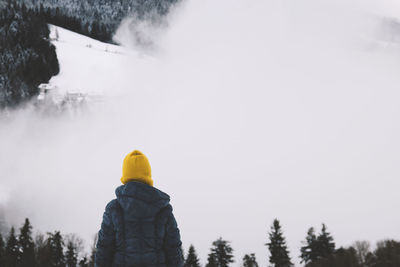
<box><xmin>95</xmin><ymin>181</ymin><xmax>183</xmax><ymax>267</ymax></box>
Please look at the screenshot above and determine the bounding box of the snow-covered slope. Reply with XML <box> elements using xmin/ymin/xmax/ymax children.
<box><xmin>4</xmin><ymin>3</ymin><xmax>400</xmax><ymax>266</ymax></box>
<box><xmin>48</xmin><ymin>25</ymin><xmax>141</xmax><ymax>97</ymax></box>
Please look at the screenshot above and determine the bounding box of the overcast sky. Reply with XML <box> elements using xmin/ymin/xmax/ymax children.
<box><xmin>1</xmin><ymin>0</ymin><xmax>400</xmax><ymax>266</ymax></box>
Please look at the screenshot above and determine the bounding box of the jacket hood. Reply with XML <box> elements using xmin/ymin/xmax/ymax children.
<box><xmin>115</xmin><ymin>181</ymin><xmax>170</xmax><ymax>218</ymax></box>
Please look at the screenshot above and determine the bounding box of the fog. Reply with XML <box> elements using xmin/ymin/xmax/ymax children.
<box><xmin>2</xmin><ymin>0</ymin><xmax>400</xmax><ymax>265</ymax></box>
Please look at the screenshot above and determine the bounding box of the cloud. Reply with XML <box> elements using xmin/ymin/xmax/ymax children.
<box><xmin>1</xmin><ymin>0</ymin><xmax>400</xmax><ymax>265</ymax></box>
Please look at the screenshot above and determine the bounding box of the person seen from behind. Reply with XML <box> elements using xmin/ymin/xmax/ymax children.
<box><xmin>95</xmin><ymin>150</ymin><xmax>183</xmax><ymax>267</ymax></box>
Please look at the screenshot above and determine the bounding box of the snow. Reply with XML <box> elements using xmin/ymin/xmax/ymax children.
<box><xmin>3</xmin><ymin>3</ymin><xmax>400</xmax><ymax>266</ymax></box>
<box><xmin>49</xmin><ymin>25</ymin><xmax>124</xmax><ymax>55</ymax></box>
<box><xmin>48</xmin><ymin>25</ymin><xmax>146</xmax><ymax>97</ymax></box>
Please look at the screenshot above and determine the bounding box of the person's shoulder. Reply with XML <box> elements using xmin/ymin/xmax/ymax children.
<box><xmin>104</xmin><ymin>199</ymin><xmax>119</xmax><ymax>212</ymax></box>
<box><xmin>159</xmin><ymin>203</ymin><xmax>173</xmax><ymax>216</ymax></box>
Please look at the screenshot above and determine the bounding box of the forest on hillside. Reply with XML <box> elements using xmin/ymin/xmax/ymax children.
<box><xmin>1</xmin><ymin>217</ymin><xmax>400</xmax><ymax>267</ymax></box>
<box><xmin>0</xmin><ymin>1</ymin><xmax>59</xmax><ymax>108</ymax></box>
<box><xmin>17</xmin><ymin>0</ymin><xmax>179</xmax><ymax>43</ymax></box>
<box><xmin>0</xmin><ymin>0</ymin><xmax>179</xmax><ymax>108</ymax></box>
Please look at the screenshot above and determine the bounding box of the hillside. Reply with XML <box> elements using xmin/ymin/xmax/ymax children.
<box><xmin>16</xmin><ymin>0</ymin><xmax>180</xmax><ymax>43</ymax></box>
<box><xmin>46</xmin><ymin>24</ymin><xmax>158</xmax><ymax>104</ymax></box>
<box><xmin>0</xmin><ymin>2</ymin><xmax>59</xmax><ymax>108</ymax></box>
<box><xmin>47</xmin><ymin>24</ymin><xmax>134</xmax><ymax>97</ymax></box>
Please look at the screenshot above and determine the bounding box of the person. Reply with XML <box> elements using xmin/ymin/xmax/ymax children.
<box><xmin>95</xmin><ymin>150</ymin><xmax>183</xmax><ymax>267</ymax></box>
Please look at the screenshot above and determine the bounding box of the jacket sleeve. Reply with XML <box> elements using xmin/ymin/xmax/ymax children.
<box><xmin>95</xmin><ymin>200</ymin><xmax>116</xmax><ymax>267</ymax></box>
<box><xmin>163</xmin><ymin>205</ymin><xmax>184</xmax><ymax>267</ymax></box>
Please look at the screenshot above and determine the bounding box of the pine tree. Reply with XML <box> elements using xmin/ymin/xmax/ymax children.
<box><xmin>301</xmin><ymin>224</ymin><xmax>336</xmax><ymax>266</ymax></box>
<box><xmin>35</xmin><ymin>233</ymin><xmax>50</xmax><ymax>267</ymax></box>
<box><xmin>65</xmin><ymin>241</ymin><xmax>78</xmax><ymax>267</ymax></box>
<box><xmin>18</xmin><ymin>218</ymin><xmax>36</xmax><ymax>267</ymax></box>
<box><xmin>242</xmin><ymin>253</ymin><xmax>258</xmax><ymax>267</ymax></box>
<box><xmin>47</xmin><ymin>231</ymin><xmax>65</xmax><ymax>267</ymax></box>
<box><xmin>266</xmin><ymin>219</ymin><xmax>293</xmax><ymax>267</ymax></box>
<box><xmin>367</xmin><ymin>239</ymin><xmax>400</xmax><ymax>267</ymax></box>
<box><xmin>65</xmin><ymin>234</ymin><xmax>83</xmax><ymax>267</ymax></box>
<box><xmin>184</xmin><ymin>245</ymin><xmax>201</xmax><ymax>267</ymax></box>
<box><xmin>305</xmin><ymin>247</ymin><xmax>360</xmax><ymax>267</ymax></box>
<box><xmin>5</xmin><ymin>227</ymin><xmax>19</xmax><ymax>267</ymax></box>
<box><xmin>300</xmin><ymin>227</ymin><xmax>318</xmax><ymax>265</ymax></box>
<box><xmin>206</xmin><ymin>238</ymin><xmax>234</xmax><ymax>267</ymax></box>
<box><xmin>0</xmin><ymin>232</ymin><xmax>5</xmax><ymax>266</ymax></box>
<box><xmin>316</xmin><ymin>224</ymin><xmax>335</xmax><ymax>259</ymax></box>
<box><xmin>206</xmin><ymin>253</ymin><xmax>218</xmax><ymax>267</ymax></box>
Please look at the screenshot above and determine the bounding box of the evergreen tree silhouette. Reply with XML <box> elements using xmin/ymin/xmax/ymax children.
<box><xmin>5</xmin><ymin>227</ymin><xmax>19</xmax><ymax>267</ymax></box>
<box><xmin>300</xmin><ymin>227</ymin><xmax>318</xmax><ymax>265</ymax></box>
<box><xmin>301</xmin><ymin>224</ymin><xmax>336</xmax><ymax>266</ymax></box>
<box><xmin>184</xmin><ymin>244</ymin><xmax>201</xmax><ymax>267</ymax></box>
<box><xmin>206</xmin><ymin>253</ymin><xmax>218</xmax><ymax>267</ymax></box>
<box><xmin>316</xmin><ymin>224</ymin><xmax>335</xmax><ymax>259</ymax></box>
<box><xmin>305</xmin><ymin>247</ymin><xmax>360</xmax><ymax>267</ymax></box>
<box><xmin>266</xmin><ymin>219</ymin><xmax>293</xmax><ymax>267</ymax></box>
<box><xmin>65</xmin><ymin>234</ymin><xmax>84</xmax><ymax>267</ymax></box>
<box><xmin>17</xmin><ymin>218</ymin><xmax>36</xmax><ymax>267</ymax></box>
<box><xmin>65</xmin><ymin>240</ymin><xmax>78</xmax><ymax>267</ymax></box>
<box><xmin>206</xmin><ymin>238</ymin><xmax>234</xmax><ymax>267</ymax></box>
<box><xmin>242</xmin><ymin>253</ymin><xmax>259</xmax><ymax>267</ymax></box>
<box><xmin>0</xmin><ymin>232</ymin><xmax>5</xmax><ymax>266</ymax></box>
<box><xmin>35</xmin><ymin>233</ymin><xmax>50</xmax><ymax>267</ymax></box>
<box><xmin>367</xmin><ymin>240</ymin><xmax>400</xmax><ymax>267</ymax></box>
<box><xmin>47</xmin><ymin>231</ymin><xmax>65</xmax><ymax>267</ymax></box>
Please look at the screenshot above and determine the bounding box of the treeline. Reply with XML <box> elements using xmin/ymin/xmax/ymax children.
<box><xmin>3</xmin><ymin>0</ymin><xmax>113</xmax><ymax>44</ymax></box>
<box><xmin>185</xmin><ymin>219</ymin><xmax>400</xmax><ymax>267</ymax></box>
<box><xmin>0</xmin><ymin>0</ymin><xmax>59</xmax><ymax>108</ymax></box>
<box><xmin>29</xmin><ymin>3</ymin><xmax>112</xmax><ymax>43</ymax></box>
<box><xmin>1</xmin><ymin>217</ymin><xmax>400</xmax><ymax>267</ymax></box>
<box><xmin>16</xmin><ymin>0</ymin><xmax>180</xmax><ymax>44</ymax></box>
<box><xmin>0</xmin><ymin>218</ymin><xmax>95</xmax><ymax>267</ymax></box>
<box><xmin>0</xmin><ymin>0</ymin><xmax>179</xmax><ymax>108</ymax></box>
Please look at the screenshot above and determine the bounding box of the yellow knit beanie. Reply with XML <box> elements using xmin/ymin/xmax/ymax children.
<box><xmin>121</xmin><ymin>150</ymin><xmax>153</xmax><ymax>186</ymax></box>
